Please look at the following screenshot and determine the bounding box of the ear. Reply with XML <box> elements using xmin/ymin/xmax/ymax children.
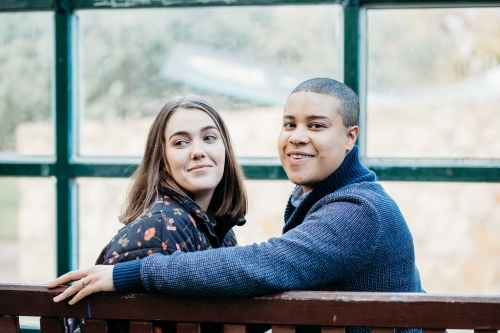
<box><xmin>346</xmin><ymin>126</ymin><xmax>359</xmax><ymax>151</ymax></box>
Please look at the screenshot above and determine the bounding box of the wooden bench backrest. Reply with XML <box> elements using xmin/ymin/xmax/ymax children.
<box><xmin>1</xmin><ymin>284</ymin><xmax>500</xmax><ymax>333</ymax></box>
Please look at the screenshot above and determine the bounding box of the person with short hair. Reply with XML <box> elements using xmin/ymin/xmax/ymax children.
<box><xmin>49</xmin><ymin>78</ymin><xmax>423</xmax><ymax>333</ymax></box>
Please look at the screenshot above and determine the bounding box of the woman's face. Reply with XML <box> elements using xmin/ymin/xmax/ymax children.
<box><xmin>164</xmin><ymin>108</ymin><xmax>226</xmax><ymax>203</ymax></box>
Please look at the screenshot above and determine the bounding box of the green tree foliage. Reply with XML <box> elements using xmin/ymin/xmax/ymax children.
<box><xmin>1</xmin><ymin>7</ymin><xmax>500</xmax><ymax>152</ymax></box>
<box><xmin>0</xmin><ymin>13</ymin><xmax>53</xmax><ymax>151</ymax></box>
<box><xmin>368</xmin><ymin>8</ymin><xmax>500</xmax><ymax>89</ymax></box>
<box><xmin>79</xmin><ymin>6</ymin><xmax>340</xmax><ymax>120</ymax></box>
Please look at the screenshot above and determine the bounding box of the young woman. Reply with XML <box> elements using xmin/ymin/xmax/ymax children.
<box><xmin>58</xmin><ymin>95</ymin><xmax>247</xmax><ymax>332</ymax></box>
<box><xmin>97</xmin><ymin>95</ymin><xmax>247</xmax><ymax>263</ymax></box>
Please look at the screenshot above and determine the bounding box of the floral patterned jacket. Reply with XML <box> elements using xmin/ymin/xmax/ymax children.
<box><xmin>96</xmin><ymin>185</ymin><xmax>242</xmax><ymax>265</ymax></box>
<box><xmin>64</xmin><ymin>185</ymin><xmax>243</xmax><ymax>333</ymax></box>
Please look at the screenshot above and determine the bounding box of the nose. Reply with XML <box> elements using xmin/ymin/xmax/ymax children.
<box><xmin>190</xmin><ymin>139</ymin><xmax>206</xmax><ymax>160</ymax></box>
<box><xmin>288</xmin><ymin>125</ymin><xmax>310</xmax><ymax>146</ymax></box>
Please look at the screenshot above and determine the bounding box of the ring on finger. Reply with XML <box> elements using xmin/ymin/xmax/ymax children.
<box><xmin>81</xmin><ymin>278</ymin><xmax>87</xmax><ymax>288</ymax></box>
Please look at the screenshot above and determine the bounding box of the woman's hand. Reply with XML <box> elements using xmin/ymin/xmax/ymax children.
<box><xmin>46</xmin><ymin>265</ymin><xmax>115</xmax><ymax>305</ymax></box>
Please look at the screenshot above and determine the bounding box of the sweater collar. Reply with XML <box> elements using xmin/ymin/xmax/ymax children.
<box><xmin>283</xmin><ymin>146</ymin><xmax>375</xmax><ymax>233</ymax></box>
<box><xmin>307</xmin><ymin>145</ymin><xmax>375</xmax><ymax>197</ymax></box>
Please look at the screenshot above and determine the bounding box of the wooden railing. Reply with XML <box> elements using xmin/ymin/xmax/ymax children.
<box><xmin>1</xmin><ymin>284</ymin><xmax>500</xmax><ymax>333</ymax></box>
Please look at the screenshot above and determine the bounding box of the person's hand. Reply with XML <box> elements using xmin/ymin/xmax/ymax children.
<box><xmin>46</xmin><ymin>265</ymin><xmax>115</xmax><ymax>305</ymax></box>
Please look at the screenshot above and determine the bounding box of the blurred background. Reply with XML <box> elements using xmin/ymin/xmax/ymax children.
<box><xmin>0</xmin><ymin>5</ymin><xmax>499</xmax><ymax>296</ymax></box>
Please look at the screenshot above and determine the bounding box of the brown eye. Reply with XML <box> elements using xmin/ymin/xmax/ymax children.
<box><xmin>310</xmin><ymin>123</ymin><xmax>325</xmax><ymax>129</ymax></box>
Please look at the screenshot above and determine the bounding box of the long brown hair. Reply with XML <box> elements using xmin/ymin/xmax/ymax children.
<box><xmin>119</xmin><ymin>95</ymin><xmax>247</xmax><ymax>224</ymax></box>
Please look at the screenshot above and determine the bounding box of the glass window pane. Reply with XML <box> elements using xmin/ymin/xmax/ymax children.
<box><xmin>0</xmin><ymin>13</ymin><xmax>54</xmax><ymax>157</ymax></box>
<box><xmin>236</xmin><ymin>180</ymin><xmax>295</xmax><ymax>245</ymax></box>
<box><xmin>78</xmin><ymin>5</ymin><xmax>342</xmax><ymax>157</ymax></box>
<box><xmin>366</xmin><ymin>8</ymin><xmax>500</xmax><ymax>158</ymax></box>
<box><xmin>382</xmin><ymin>181</ymin><xmax>500</xmax><ymax>294</ymax></box>
<box><xmin>79</xmin><ymin>178</ymin><xmax>500</xmax><ymax>294</ymax></box>
<box><xmin>78</xmin><ymin>178</ymin><xmax>129</xmax><ymax>268</ymax></box>
<box><xmin>0</xmin><ymin>177</ymin><xmax>56</xmax><ymax>283</ymax></box>
<box><xmin>77</xmin><ymin>177</ymin><xmax>294</xmax><ymax>267</ymax></box>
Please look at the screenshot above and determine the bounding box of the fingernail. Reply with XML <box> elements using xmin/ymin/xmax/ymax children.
<box><xmin>68</xmin><ymin>300</ymin><xmax>74</xmax><ymax>306</ymax></box>
<box><xmin>53</xmin><ymin>296</ymin><xmax>59</xmax><ymax>302</ymax></box>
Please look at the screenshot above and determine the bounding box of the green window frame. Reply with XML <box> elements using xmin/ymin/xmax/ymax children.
<box><xmin>0</xmin><ymin>4</ymin><xmax>499</xmax><ymax>330</ymax></box>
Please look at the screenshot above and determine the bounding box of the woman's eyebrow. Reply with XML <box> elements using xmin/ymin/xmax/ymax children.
<box><xmin>168</xmin><ymin>126</ymin><xmax>218</xmax><ymax>141</ymax></box>
<box><xmin>168</xmin><ymin>131</ymin><xmax>189</xmax><ymax>141</ymax></box>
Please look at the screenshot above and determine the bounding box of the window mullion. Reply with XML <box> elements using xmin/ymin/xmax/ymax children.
<box><xmin>343</xmin><ymin>1</ymin><xmax>362</xmax><ymax>153</ymax></box>
<box><xmin>54</xmin><ymin>4</ymin><xmax>78</xmax><ymax>276</ymax></box>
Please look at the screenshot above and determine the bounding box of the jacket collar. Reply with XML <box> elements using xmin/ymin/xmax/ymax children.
<box><xmin>159</xmin><ymin>186</ymin><xmax>242</xmax><ymax>248</ymax></box>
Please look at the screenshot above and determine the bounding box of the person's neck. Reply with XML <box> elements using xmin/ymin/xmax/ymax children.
<box><xmin>301</xmin><ymin>186</ymin><xmax>312</xmax><ymax>193</ymax></box>
<box><xmin>193</xmin><ymin>190</ymin><xmax>215</xmax><ymax>212</ymax></box>
<box><xmin>300</xmin><ymin>148</ymin><xmax>354</xmax><ymax>194</ymax></box>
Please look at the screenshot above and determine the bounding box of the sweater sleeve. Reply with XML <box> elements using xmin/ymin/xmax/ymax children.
<box><xmin>113</xmin><ymin>196</ymin><xmax>379</xmax><ymax>296</ymax></box>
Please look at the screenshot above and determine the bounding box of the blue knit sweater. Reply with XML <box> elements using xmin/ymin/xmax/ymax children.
<box><xmin>113</xmin><ymin>146</ymin><xmax>423</xmax><ymax>298</ymax></box>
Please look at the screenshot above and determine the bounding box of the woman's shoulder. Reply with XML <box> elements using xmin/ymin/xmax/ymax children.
<box><xmin>102</xmin><ymin>213</ymin><xmax>163</xmax><ymax>264</ymax></box>
<box><xmin>121</xmin><ymin>194</ymin><xmax>192</xmax><ymax>228</ymax></box>
<box><xmin>120</xmin><ymin>195</ymin><xmax>194</xmax><ymax>237</ymax></box>
<box><xmin>101</xmin><ymin>194</ymin><xmax>200</xmax><ymax>264</ymax></box>
<box><xmin>155</xmin><ymin>193</ymin><xmax>192</xmax><ymax>217</ymax></box>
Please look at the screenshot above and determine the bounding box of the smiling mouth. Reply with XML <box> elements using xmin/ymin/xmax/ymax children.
<box><xmin>188</xmin><ymin>165</ymin><xmax>212</xmax><ymax>171</ymax></box>
<box><xmin>289</xmin><ymin>154</ymin><xmax>313</xmax><ymax>159</ymax></box>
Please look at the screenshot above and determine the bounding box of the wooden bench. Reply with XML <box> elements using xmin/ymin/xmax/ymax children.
<box><xmin>1</xmin><ymin>284</ymin><xmax>500</xmax><ymax>333</ymax></box>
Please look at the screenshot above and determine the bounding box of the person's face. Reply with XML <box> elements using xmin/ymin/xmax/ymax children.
<box><xmin>278</xmin><ymin>91</ymin><xmax>359</xmax><ymax>193</ymax></box>
<box><xmin>164</xmin><ymin>108</ymin><xmax>225</xmax><ymax>201</ymax></box>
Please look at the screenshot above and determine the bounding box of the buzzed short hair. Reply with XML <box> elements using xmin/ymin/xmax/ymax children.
<box><xmin>290</xmin><ymin>78</ymin><xmax>359</xmax><ymax>127</ymax></box>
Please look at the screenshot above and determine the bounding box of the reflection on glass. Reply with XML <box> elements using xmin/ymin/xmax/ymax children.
<box><xmin>0</xmin><ymin>177</ymin><xmax>56</xmax><ymax>283</ymax></box>
<box><xmin>367</xmin><ymin>8</ymin><xmax>500</xmax><ymax>158</ymax></box>
<box><xmin>78</xmin><ymin>5</ymin><xmax>342</xmax><ymax>157</ymax></box>
<box><xmin>77</xmin><ymin>178</ymin><xmax>295</xmax><ymax>267</ymax></box>
<box><xmin>0</xmin><ymin>13</ymin><xmax>54</xmax><ymax>156</ymax></box>
<box><xmin>382</xmin><ymin>181</ymin><xmax>500</xmax><ymax>294</ymax></box>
